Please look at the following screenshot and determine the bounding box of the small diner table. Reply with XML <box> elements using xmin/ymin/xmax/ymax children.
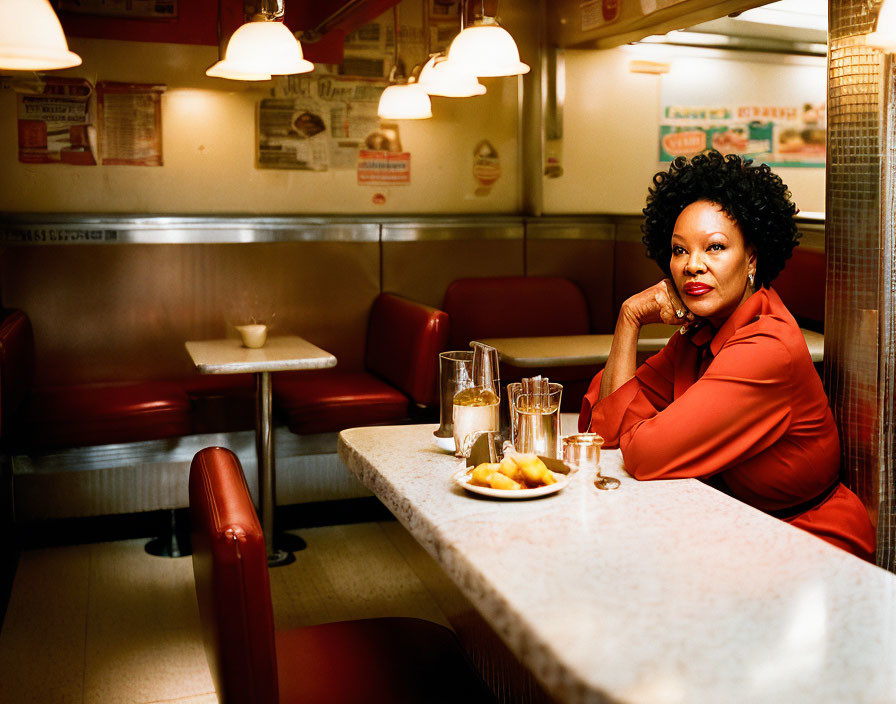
<box><xmin>477</xmin><ymin>323</ymin><xmax>825</xmax><ymax>367</ymax></box>
<box><xmin>338</xmin><ymin>419</ymin><xmax>896</xmax><ymax>704</ymax></box>
<box><xmin>186</xmin><ymin>335</ymin><xmax>336</xmax><ymax>565</ymax></box>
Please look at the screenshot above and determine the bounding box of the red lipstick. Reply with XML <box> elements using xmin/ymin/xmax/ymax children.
<box><xmin>682</xmin><ymin>282</ymin><xmax>713</xmax><ymax>296</ymax></box>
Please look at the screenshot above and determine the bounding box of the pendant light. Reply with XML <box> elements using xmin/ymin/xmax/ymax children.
<box><xmin>867</xmin><ymin>0</ymin><xmax>896</xmax><ymax>51</ymax></box>
<box><xmin>206</xmin><ymin>0</ymin><xmax>313</xmax><ymax>81</ymax></box>
<box><xmin>418</xmin><ymin>54</ymin><xmax>486</xmax><ymax>97</ymax></box>
<box><xmin>0</xmin><ymin>0</ymin><xmax>81</xmax><ymax>71</ymax></box>
<box><xmin>446</xmin><ymin>1</ymin><xmax>529</xmax><ymax>78</ymax></box>
<box><xmin>377</xmin><ymin>65</ymin><xmax>432</xmax><ymax>119</ymax></box>
<box><xmin>377</xmin><ymin>7</ymin><xmax>432</xmax><ymax>120</ymax></box>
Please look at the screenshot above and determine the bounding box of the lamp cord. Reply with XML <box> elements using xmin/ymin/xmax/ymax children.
<box><xmin>392</xmin><ymin>5</ymin><xmax>402</xmax><ymax>79</ymax></box>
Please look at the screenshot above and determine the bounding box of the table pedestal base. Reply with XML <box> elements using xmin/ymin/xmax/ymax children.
<box><xmin>266</xmin><ymin>532</ymin><xmax>307</xmax><ymax>566</ymax></box>
<box><xmin>257</xmin><ymin>370</ymin><xmax>308</xmax><ymax>567</ymax></box>
<box><xmin>144</xmin><ymin>508</ymin><xmax>191</xmax><ymax>558</ymax></box>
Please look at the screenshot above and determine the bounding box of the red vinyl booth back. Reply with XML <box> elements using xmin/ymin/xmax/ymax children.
<box><xmin>442</xmin><ymin>277</ymin><xmax>591</xmax><ymax>350</ymax></box>
<box><xmin>365</xmin><ymin>292</ymin><xmax>449</xmax><ymax>408</ymax></box>
<box><xmin>189</xmin><ymin>446</ymin><xmax>280</xmax><ymax>704</ymax></box>
<box><xmin>0</xmin><ymin>309</ymin><xmax>35</xmax><ymax>440</ymax></box>
<box><xmin>773</xmin><ymin>248</ymin><xmax>826</xmax><ymax>326</ymax></box>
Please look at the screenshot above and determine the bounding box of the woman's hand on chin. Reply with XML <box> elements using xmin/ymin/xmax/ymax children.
<box><xmin>621</xmin><ymin>279</ymin><xmax>694</xmax><ymax>327</ymax></box>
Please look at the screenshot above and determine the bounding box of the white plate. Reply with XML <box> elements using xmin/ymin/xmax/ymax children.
<box><xmin>452</xmin><ymin>467</ymin><xmax>569</xmax><ymax>499</ymax></box>
<box><xmin>433</xmin><ymin>434</ymin><xmax>456</xmax><ymax>453</ymax></box>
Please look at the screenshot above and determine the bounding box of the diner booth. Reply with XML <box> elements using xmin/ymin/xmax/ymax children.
<box><xmin>1</xmin><ymin>0</ymin><xmax>895</xmax><ymax>702</ymax></box>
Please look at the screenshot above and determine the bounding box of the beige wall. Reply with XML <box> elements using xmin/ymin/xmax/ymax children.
<box><xmin>543</xmin><ymin>46</ymin><xmax>826</xmax><ymax>216</ymax></box>
<box><xmin>0</xmin><ymin>12</ymin><xmax>829</xmax><ymax>218</ymax></box>
<box><xmin>0</xmin><ymin>37</ymin><xmax>521</xmax><ymax>214</ymax></box>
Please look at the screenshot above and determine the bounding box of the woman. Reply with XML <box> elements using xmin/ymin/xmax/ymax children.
<box><xmin>579</xmin><ymin>151</ymin><xmax>876</xmax><ymax>562</ymax></box>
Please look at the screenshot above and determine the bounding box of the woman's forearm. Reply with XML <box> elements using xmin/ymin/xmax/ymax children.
<box><xmin>599</xmin><ymin>308</ymin><xmax>641</xmax><ymax>400</ymax></box>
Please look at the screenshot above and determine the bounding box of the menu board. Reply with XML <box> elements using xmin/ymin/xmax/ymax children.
<box><xmin>97</xmin><ymin>82</ymin><xmax>165</xmax><ymax>166</ymax></box>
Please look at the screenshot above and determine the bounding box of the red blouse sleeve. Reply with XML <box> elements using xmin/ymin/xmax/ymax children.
<box><xmin>579</xmin><ymin>334</ymin><xmax>681</xmax><ymax>443</ymax></box>
<box><xmin>618</xmin><ymin>328</ymin><xmax>794</xmax><ymax>480</ymax></box>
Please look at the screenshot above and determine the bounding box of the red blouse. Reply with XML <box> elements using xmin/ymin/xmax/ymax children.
<box><xmin>579</xmin><ymin>287</ymin><xmax>876</xmax><ymax>562</ymax></box>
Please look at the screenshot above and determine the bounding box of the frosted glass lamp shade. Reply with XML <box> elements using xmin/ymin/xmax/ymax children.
<box><xmin>868</xmin><ymin>0</ymin><xmax>896</xmax><ymax>51</ymax></box>
<box><xmin>446</xmin><ymin>23</ymin><xmax>529</xmax><ymax>78</ymax></box>
<box><xmin>206</xmin><ymin>62</ymin><xmax>271</xmax><ymax>81</ymax></box>
<box><xmin>377</xmin><ymin>83</ymin><xmax>432</xmax><ymax>119</ymax></box>
<box><xmin>418</xmin><ymin>55</ymin><xmax>486</xmax><ymax>97</ymax></box>
<box><xmin>0</xmin><ymin>0</ymin><xmax>81</xmax><ymax>70</ymax></box>
<box><xmin>206</xmin><ymin>18</ymin><xmax>313</xmax><ymax>79</ymax></box>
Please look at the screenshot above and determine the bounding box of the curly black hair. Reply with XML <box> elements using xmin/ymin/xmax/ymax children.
<box><xmin>641</xmin><ymin>151</ymin><xmax>800</xmax><ymax>289</ymax></box>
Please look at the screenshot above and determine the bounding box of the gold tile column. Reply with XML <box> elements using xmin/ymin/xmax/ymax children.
<box><xmin>827</xmin><ymin>0</ymin><xmax>895</xmax><ymax>570</ymax></box>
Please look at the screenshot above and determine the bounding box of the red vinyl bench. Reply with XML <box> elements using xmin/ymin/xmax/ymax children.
<box><xmin>0</xmin><ymin>293</ymin><xmax>449</xmax><ymax>451</ymax></box>
<box><xmin>273</xmin><ymin>292</ymin><xmax>449</xmax><ymax>435</ymax></box>
<box><xmin>0</xmin><ymin>312</ymin><xmax>248</xmax><ymax>452</ymax></box>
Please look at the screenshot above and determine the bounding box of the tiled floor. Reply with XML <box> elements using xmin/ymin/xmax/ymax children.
<box><xmin>0</xmin><ymin>521</ymin><xmax>464</xmax><ymax>704</ymax></box>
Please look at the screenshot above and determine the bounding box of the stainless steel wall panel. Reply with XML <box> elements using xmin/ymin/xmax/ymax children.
<box><xmin>1</xmin><ymin>241</ymin><xmax>380</xmax><ymax>385</ymax></box>
<box><xmin>381</xmin><ymin>239</ymin><xmax>526</xmax><ymax>310</ymax></box>
<box><xmin>525</xmin><ymin>218</ymin><xmax>615</xmax><ymax>241</ymax></box>
<box><xmin>0</xmin><ymin>214</ymin><xmax>381</xmax><ymax>244</ymax></box>
<box><xmin>12</xmin><ymin>429</ymin><xmax>369</xmax><ymax>519</ymax></box>
<box><xmin>525</xmin><ymin>238</ymin><xmax>616</xmax><ymax>333</ymax></box>
<box><xmin>380</xmin><ymin>220</ymin><xmax>524</xmax><ymax>242</ymax></box>
<box><xmin>878</xmin><ymin>54</ymin><xmax>896</xmax><ymax>571</ymax></box>
<box><xmin>827</xmin><ymin>0</ymin><xmax>894</xmax><ymax>570</ymax></box>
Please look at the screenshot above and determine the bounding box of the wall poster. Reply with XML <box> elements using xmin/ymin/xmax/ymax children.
<box><xmin>357</xmin><ymin>149</ymin><xmax>411</xmax><ymax>185</ymax></box>
<box><xmin>659</xmin><ymin>56</ymin><xmax>826</xmax><ymax>168</ymax></box>
<box><xmin>97</xmin><ymin>81</ymin><xmax>165</xmax><ymax>166</ymax></box>
<box><xmin>263</xmin><ymin>75</ymin><xmax>389</xmax><ymax>171</ymax></box>
<box><xmin>659</xmin><ymin>103</ymin><xmax>826</xmax><ymax>168</ymax></box>
<box><xmin>16</xmin><ymin>77</ymin><xmax>96</xmax><ymax>165</ymax></box>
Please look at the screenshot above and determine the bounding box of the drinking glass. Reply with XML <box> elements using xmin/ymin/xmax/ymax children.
<box><xmin>452</xmin><ymin>343</ymin><xmax>501</xmax><ymax>458</ymax></box>
<box><xmin>512</xmin><ymin>384</ymin><xmax>563</xmax><ymax>458</ymax></box>
<box><xmin>434</xmin><ymin>351</ymin><xmax>474</xmax><ymax>449</ymax></box>
<box><xmin>562</xmin><ymin>433</ymin><xmax>618</xmax><ymax>489</ymax></box>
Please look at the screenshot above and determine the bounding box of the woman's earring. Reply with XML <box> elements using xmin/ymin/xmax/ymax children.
<box><xmin>748</xmin><ymin>272</ymin><xmax>755</xmax><ymax>288</ymax></box>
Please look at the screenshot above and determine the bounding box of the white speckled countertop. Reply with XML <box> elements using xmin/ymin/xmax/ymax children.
<box><xmin>337</xmin><ymin>416</ymin><xmax>896</xmax><ymax>704</ymax></box>
<box><xmin>185</xmin><ymin>335</ymin><xmax>336</xmax><ymax>374</ymax></box>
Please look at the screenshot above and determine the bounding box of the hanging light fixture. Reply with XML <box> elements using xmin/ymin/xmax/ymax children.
<box><xmin>377</xmin><ymin>7</ymin><xmax>432</xmax><ymax>120</ymax></box>
<box><xmin>867</xmin><ymin>0</ymin><xmax>896</xmax><ymax>51</ymax></box>
<box><xmin>418</xmin><ymin>54</ymin><xmax>486</xmax><ymax>97</ymax></box>
<box><xmin>378</xmin><ymin>66</ymin><xmax>432</xmax><ymax>119</ymax></box>
<box><xmin>445</xmin><ymin>1</ymin><xmax>529</xmax><ymax>78</ymax></box>
<box><xmin>0</xmin><ymin>0</ymin><xmax>81</xmax><ymax>71</ymax></box>
<box><xmin>206</xmin><ymin>0</ymin><xmax>313</xmax><ymax>81</ymax></box>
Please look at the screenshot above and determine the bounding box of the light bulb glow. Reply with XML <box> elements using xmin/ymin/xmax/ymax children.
<box><xmin>418</xmin><ymin>56</ymin><xmax>486</xmax><ymax>97</ymax></box>
<box><xmin>377</xmin><ymin>83</ymin><xmax>432</xmax><ymax>119</ymax></box>
<box><xmin>0</xmin><ymin>0</ymin><xmax>81</xmax><ymax>70</ymax></box>
<box><xmin>206</xmin><ymin>18</ymin><xmax>313</xmax><ymax>80</ymax></box>
<box><xmin>867</xmin><ymin>0</ymin><xmax>896</xmax><ymax>51</ymax></box>
<box><xmin>206</xmin><ymin>62</ymin><xmax>272</xmax><ymax>81</ymax></box>
<box><xmin>446</xmin><ymin>23</ymin><xmax>529</xmax><ymax>78</ymax></box>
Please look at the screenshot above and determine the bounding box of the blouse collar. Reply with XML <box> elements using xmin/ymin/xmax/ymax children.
<box><xmin>683</xmin><ymin>287</ymin><xmax>784</xmax><ymax>356</ymax></box>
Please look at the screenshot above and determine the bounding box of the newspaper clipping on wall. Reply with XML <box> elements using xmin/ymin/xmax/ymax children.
<box><xmin>261</xmin><ymin>75</ymin><xmax>393</xmax><ymax>171</ymax></box>
<box><xmin>16</xmin><ymin>77</ymin><xmax>97</xmax><ymax>165</ymax></box>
